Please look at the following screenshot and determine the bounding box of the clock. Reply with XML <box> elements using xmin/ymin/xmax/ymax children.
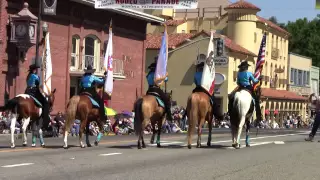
<box><xmin>29</xmin><ymin>25</ymin><xmax>35</xmax><ymax>38</ymax></box>
<box><xmin>15</xmin><ymin>24</ymin><xmax>27</xmax><ymax>37</ymax></box>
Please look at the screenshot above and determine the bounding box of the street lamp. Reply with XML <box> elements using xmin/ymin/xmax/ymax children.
<box><xmin>42</xmin><ymin>22</ymin><xmax>48</xmax><ymax>35</ymax></box>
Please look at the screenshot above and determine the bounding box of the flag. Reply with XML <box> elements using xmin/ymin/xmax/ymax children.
<box><xmin>104</xmin><ymin>20</ymin><xmax>113</xmax><ymax>96</ymax></box>
<box><xmin>200</xmin><ymin>30</ymin><xmax>215</xmax><ymax>95</ymax></box>
<box><xmin>253</xmin><ymin>33</ymin><xmax>267</xmax><ymax>91</ymax></box>
<box><xmin>154</xmin><ymin>25</ymin><xmax>168</xmax><ymax>86</ymax></box>
<box><xmin>42</xmin><ymin>32</ymin><xmax>52</xmax><ymax>96</ymax></box>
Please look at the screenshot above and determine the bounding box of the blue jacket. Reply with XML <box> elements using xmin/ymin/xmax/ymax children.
<box><xmin>80</xmin><ymin>74</ymin><xmax>104</xmax><ymax>88</ymax></box>
<box><xmin>27</xmin><ymin>73</ymin><xmax>40</xmax><ymax>87</ymax></box>
<box><xmin>146</xmin><ymin>71</ymin><xmax>168</xmax><ymax>86</ymax></box>
<box><xmin>194</xmin><ymin>72</ymin><xmax>203</xmax><ymax>86</ymax></box>
<box><xmin>237</xmin><ymin>71</ymin><xmax>258</xmax><ymax>87</ymax></box>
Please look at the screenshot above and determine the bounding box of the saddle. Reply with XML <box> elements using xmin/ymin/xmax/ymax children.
<box><xmin>79</xmin><ymin>92</ymin><xmax>100</xmax><ymax>108</ymax></box>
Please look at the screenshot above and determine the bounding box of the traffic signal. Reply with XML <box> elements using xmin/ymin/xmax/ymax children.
<box><xmin>216</xmin><ymin>38</ymin><xmax>224</xmax><ymax>56</ymax></box>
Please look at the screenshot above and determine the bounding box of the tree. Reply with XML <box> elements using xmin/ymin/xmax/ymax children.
<box><xmin>269</xmin><ymin>16</ymin><xmax>278</xmax><ymax>24</ymax></box>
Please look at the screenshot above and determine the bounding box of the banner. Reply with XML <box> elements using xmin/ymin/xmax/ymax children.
<box><xmin>154</xmin><ymin>26</ymin><xmax>168</xmax><ymax>86</ymax></box>
<box><xmin>95</xmin><ymin>0</ymin><xmax>198</xmax><ymax>9</ymax></box>
<box><xmin>200</xmin><ymin>31</ymin><xmax>215</xmax><ymax>96</ymax></box>
<box><xmin>104</xmin><ymin>21</ymin><xmax>114</xmax><ymax>96</ymax></box>
<box><xmin>42</xmin><ymin>32</ymin><xmax>52</xmax><ymax>96</ymax></box>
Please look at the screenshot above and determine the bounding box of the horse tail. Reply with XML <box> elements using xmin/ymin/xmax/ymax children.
<box><xmin>0</xmin><ymin>97</ymin><xmax>19</xmax><ymax>113</ymax></box>
<box><xmin>233</xmin><ymin>92</ymin><xmax>241</xmax><ymax>122</ymax></box>
<box><xmin>134</xmin><ymin>98</ymin><xmax>143</xmax><ymax>136</ymax></box>
<box><xmin>65</xmin><ymin>96</ymin><xmax>80</xmax><ymax>132</ymax></box>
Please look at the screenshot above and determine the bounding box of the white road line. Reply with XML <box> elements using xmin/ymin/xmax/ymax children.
<box><xmin>99</xmin><ymin>153</ymin><xmax>122</xmax><ymax>156</ymax></box>
<box><xmin>149</xmin><ymin>142</ymin><xmax>184</xmax><ymax>146</ymax></box>
<box><xmin>274</xmin><ymin>141</ymin><xmax>285</xmax><ymax>144</ymax></box>
<box><xmin>226</xmin><ymin>141</ymin><xmax>273</xmax><ymax>149</ymax></box>
<box><xmin>1</xmin><ymin>163</ymin><xmax>34</xmax><ymax>168</ymax></box>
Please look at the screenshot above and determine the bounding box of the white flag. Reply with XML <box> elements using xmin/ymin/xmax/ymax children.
<box><xmin>42</xmin><ymin>32</ymin><xmax>52</xmax><ymax>96</ymax></box>
<box><xmin>104</xmin><ymin>24</ymin><xmax>113</xmax><ymax>95</ymax></box>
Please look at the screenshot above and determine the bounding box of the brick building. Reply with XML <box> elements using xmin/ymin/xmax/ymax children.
<box><xmin>0</xmin><ymin>0</ymin><xmax>163</xmax><ymax>113</ymax></box>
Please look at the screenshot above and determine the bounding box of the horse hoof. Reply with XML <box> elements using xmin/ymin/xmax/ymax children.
<box><xmin>11</xmin><ymin>145</ymin><xmax>15</xmax><ymax>149</ymax></box>
<box><xmin>138</xmin><ymin>146</ymin><xmax>142</xmax><ymax>149</ymax></box>
<box><xmin>187</xmin><ymin>145</ymin><xmax>192</xmax><ymax>149</ymax></box>
<box><xmin>235</xmin><ymin>144</ymin><xmax>241</xmax><ymax>149</ymax></box>
<box><xmin>142</xmin><ymin>144</ymin><xmax>146</xmax><ymax>148</ymax></box>
<box><xmin>31</xmin><ymin>144</ymin><xmax>36</xmax><ymax>147</ymax></box>
<box><xmin>94</xmin><ymin>141</ymin><xmax>98</xmax><ymax>146</ymax></box>
<box><xmin>150</xmin><ymin>140</ymin><xmax>154</xmax><ymax>144</ymax></box>
<box><xmin>41</xmin><ymin>144</ymin><xmax>45</xmax><ymax>148</ymax></box>
<box><xmin>246</xmin><ymin>144</ymin><xmax>251</xmax><ymax>147</ymax></box>
<box><xmin>207</xmin><ymin>142</ymin><xmax>211</xmax><ymax>147</ymax></box>
<box><xmin>157</xmin><ymin>143</ymin><xmax>161</xmax><ymax>148</ymax></box>
<box><xmin>80</xmin><ymin>145</ymin><xmax>85</xmax><ymax>148</ymax></box>
<box><xmin>63</xmin><ymin>146</ymin><xmax>68</xmax><ymax>149</ymax></box>
<box><xmin>87</xmin><ymin>144</ymin><xmax>92</xmax><ymax>147</ymax></box>
<box><xmin>22</xmin><ymin>144</ymin><xmax>27</xmax><ymax>147</ymax></box>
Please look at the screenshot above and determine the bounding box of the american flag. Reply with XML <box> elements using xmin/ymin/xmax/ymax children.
<box><xmin>253</xmin><ymin>33</ymin><xmax>266</xmax><ymax>91</ymax></box>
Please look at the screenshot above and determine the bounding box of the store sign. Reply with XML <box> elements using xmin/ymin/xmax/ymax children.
<box><xmin>42</xmin><ymin>0</ymin><xmax>57</xmax><ymax>15</ymax></box>
<box><xmin>213</xmin><ymin>56</ymin><xmax>228</xmax><ymax>67</ymax></box>
<box><xmin>95</xmin><ymin>0</ymin><xmax>198</xmax><ymax>9</ymax></box>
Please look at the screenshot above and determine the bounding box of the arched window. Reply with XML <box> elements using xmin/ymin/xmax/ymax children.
<box><xmin>71</xmin><ymin>35</ymin><xmax>80</xmax><ymax>70</ymax></box>
<box><xmin>83</xmin><ymin>35</ymin><xmax>101</xmax><ymax>71</ymax></box>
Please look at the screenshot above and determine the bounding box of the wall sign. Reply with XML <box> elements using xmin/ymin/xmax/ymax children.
<box><xmin>42</xmin><ymin>0</ymin><xmax>57</xmax><ymax>15</ymax></box>
<box><xmin>213</xmin><ymin>56</ymin><xmax>228</xmax><ymax>67</ymax></box>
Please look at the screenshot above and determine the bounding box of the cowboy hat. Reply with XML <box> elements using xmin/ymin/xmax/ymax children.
<box><xmin>84</xmin><ymin>64</ymin><xmax>96</xmax><ymax>73</ymax></box>
<box><xmin>28</xmin><ymin>64</ymin><xmax>39</xmax><ymax>71</ymax></box>
<box><xmin>238</xmin><ymin>61</ymin><xmax>251</xmax><ymax>68</ymax></box>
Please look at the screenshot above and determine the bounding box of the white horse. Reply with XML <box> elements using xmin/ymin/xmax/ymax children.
<box><xmin>229</xmin><ymin>89</ymin><xmax>255</xmax><ymax>149</ymax></box>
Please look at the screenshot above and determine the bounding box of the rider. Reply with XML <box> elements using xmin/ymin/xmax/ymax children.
<box><xmin>228</xmin><ymin>61</ymin><xmax>262</xmax><ymax>121</ymax></box>
<box><xmin>146</xmin><ymin>57</ymin><xmax>172</xmax><ymax>121</ymax></box>
<box><xmin>79</xmin><ymin>65</ymin><xmax>106</xmax><ymax>121</ymax></box>
<box><xmin>25</xmin><ymin>64</ymin><xmax>49</xmax><ymax>123</ymax></box>
<box><xmin>193</xmin><ymin>62</ymin><xmax>222</xmax><ymax>119</ymax></box>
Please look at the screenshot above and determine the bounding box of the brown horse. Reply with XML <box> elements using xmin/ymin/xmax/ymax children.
<box><xmin>63</xmin><ymin>86</ymin><xmax>105</xmax><ymax>149</ymax></box>
<box><xmin>186</xmin><ymin>91</ymin><xmax>218</xmax><ymax>149</ymax></box>
<box><xmin>0</xmin><ymin>89</ymin><xmax>56</xmax><ymax>148</ymax></box>
<box><xmin>134</xmin><ymin>91</ymin><xmax>172</xmax><ymax>149</ymax></box>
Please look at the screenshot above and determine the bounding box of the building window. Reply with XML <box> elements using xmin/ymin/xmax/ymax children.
<box><xmin>283</xmin><ymin>67</ymin><xmax>286</xmax><ymax>88</ymax></box>
<box><xmin>298</xmin><ymin>70</ymin><xmax>302</xmax><ymax>85</ymax></box>
<box><xmin>272</xmin><ymin>35</ymin><xmax>274</xmax><ymax>48</ymax></box>
<box><xmin>254</xmin><ymin>32</ymin><xmax>257</xmax><ymax>43</ymax></box>
<box><xmin>83</xmin><ymin>35</ymin><xmax>101</xmax><ymax>71</ymax></box>
<box><xmin>71</xmin><ymin>35</ymin><xmax>80</xmax><ymax>69</ymax></box>
<box><xmin>307</xmin><ymin>71</ymin><xmax>310</xmax><ymax>85</ymax></box>
<box><xmin>276</xmin><ymin>36</ymin><xmax>278</xmax><ymax>49</ymax></box>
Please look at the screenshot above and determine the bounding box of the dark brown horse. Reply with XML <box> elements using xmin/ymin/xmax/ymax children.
<box><xmin>186</xmin><ymin>91</ymin><xmax>216</xmax><ymax>149</ymax></box>
<box><xmin>0</xmin><ymin>89</ymin><xmax>56</xmax><ymax>148</ymax></box>
<box><xmin>63</xmin><ymin>86</ymin><xmax>105</xmax><ymax>149</ymax></box>
<box><xmin>134</xmin><ymin>91</ymin><xmax>172</xmax><ymax>149</ymax></box>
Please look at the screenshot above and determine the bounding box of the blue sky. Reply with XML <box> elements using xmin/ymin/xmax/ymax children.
<box><xmin>230</xmin><ymin>0</ymin><xmax>319</xmax><ymax>23</ymax></box>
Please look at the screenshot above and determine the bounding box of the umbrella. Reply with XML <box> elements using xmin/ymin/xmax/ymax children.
<box><xmin>105</xmin><ymin>107</ymin><xmax>117</xmax><ymax>116</ymax></box>
<box><xmin>122</xmin><ymin>110</ymin><xmax>132</xmax><ymax>117</ymax></box>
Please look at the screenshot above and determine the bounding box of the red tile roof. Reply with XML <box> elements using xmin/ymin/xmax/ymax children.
<box><xmin>256</xmin><ymin>16</ymin><xmax>290</xmax><ymax>35</ymax></box>
<box><xmin>261</xmin><ymin>88</ymin><xmax>307</xmax><ymax>101</ymax></box>
<box><xmin>164</xmin><ymin>19</ymin><xmax>187</xmax><ymax>26</ymax></box>
<box><xmin>145</xmin><ymin>30</ymin><xmax>257</xmax><ymax>57</ymax></box>
<box><xmin>225</xmin><ymin>0</ymin><xmax>261</xmax><ymax>11</ymax></box>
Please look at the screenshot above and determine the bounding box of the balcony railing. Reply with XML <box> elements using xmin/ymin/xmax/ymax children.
<box><xmin>70</xmin><ymin>54</ymin><xmax>125</xmax><ymax>77</ymax></box>
<box><xmin>271</xmin><ymin>48</ymin><xmax>279</xmax><ymax>60</ymax></box>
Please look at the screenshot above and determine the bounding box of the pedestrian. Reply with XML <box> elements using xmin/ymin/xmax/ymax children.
<box><xmin>54</xmin><ymin>111</ymin><xmax>65</xmax><ymax>137</ymax></box>
<box><xmin>305</xmin><ymin>94</ymin><xmax>320</xmax><ymax>141</ymax></box>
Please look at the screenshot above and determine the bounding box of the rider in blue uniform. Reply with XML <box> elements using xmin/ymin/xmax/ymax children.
<box><xmin>192</xmin><ymin>62</ymin><xmax>222</xmax><ymax>119</ymax></box>
<box><xmin>79</xmin><ymin>65</ymin><xmax>106</xmax><ymax>120</ymax></box>
<box><xmin>228</xmin><ymin>61</ymin><xmax>262</xmax><ymax>121</ymax></box>
<box><xmin>146</xmin><ymin>57</ymin><xmax>172</xmax><ymax>121</ymax></box>
<box><xmin>25</xmin><ymin>64</ymin><xmax>50</xmax><ymax>124</ymax></box>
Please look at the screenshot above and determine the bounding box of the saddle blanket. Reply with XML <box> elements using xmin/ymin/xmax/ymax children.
<box><xmin>17</xmin><ymin>94</ymin><xmax>42</xmax><ymax>107</ymax></box>
<box><xmin>87</xmin><ymin>96</ymin><xmax>100</xmax><ymax>108</ymax></box>
<box><xmin>155</xmin><ymin>96</ymin><xmax>165</xmax><ymax>108</ymax></box>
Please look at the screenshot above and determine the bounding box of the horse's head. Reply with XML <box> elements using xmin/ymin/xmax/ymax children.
<box><xmin>47</xmin><ymin>88</ymin><xmax>56</xmax><ymax>112</ymax></box>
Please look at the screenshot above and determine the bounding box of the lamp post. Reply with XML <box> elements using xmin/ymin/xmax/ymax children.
<box><xmin>35</xmin><ymin>0</ymin><xmax>42</xmax><ymax>70</ymax></box>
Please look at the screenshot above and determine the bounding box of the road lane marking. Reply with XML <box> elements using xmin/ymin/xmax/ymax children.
<box><xmin>149</xmin><ymin>141</ymin><xmax>184</xmax><ymax>146</ymax></box>
<box><xmin>99</xmin><ymin>152</ymin><xmax>122</xmax><ymax>156</ymax></box>
<box><xmin>226</xmin><ymin>141</ymin><xmax>273</xmax><ymax>149</ymax></box>
<box><xmin>274</xmin><ymin>141</ymin><xmax>285</xmax><ymax>144</ymax></box>
<box><xmin>1</xmin><ymin>163</ymin><xmax>34</xmax><ymax>168</ymax></box>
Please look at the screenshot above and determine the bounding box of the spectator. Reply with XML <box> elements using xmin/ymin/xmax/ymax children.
<box><xmin>54</xmin><ymin>111</ymin><xmax>65</xmax><ymax>136</ymax></box>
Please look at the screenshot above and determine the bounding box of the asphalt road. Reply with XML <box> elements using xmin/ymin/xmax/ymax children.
<box><xmin>0</xmin><ymin>128</ymin><xmax>319</xmax><ymax>180</ymax></box>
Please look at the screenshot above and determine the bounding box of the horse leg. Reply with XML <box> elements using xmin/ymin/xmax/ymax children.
<box><xmin>10</xmin><ymin>114</ymin><xmax>17</xmax><ymax>149</ymax></box>
<box><xmin>231</xmin><ymin>125</ymin><xmax>237</xmax><ymax>147</ymax></box>
<box><xmin>235</xmin><ymin>117</ymin><xmax>246</xmax><ymax>149</ymax></box>
<box><xmin>39</xmin><ymin>128</ymin><xmax>45</xmax><ymax>147</ymax></box>
<box><xmin>63</xmin><ymin>128</ymin><xmax>69</xmax><ymax>149</ymax></box>
<box><xmin>22</xmin><ymin>117</ymin><xmax>30</xmax><ymax>146</ymax></box>
<box><xmin>156</xmin><ymin>116</ymin><xmax>164</xmax><ymax>148</ymax></box>
<box><xmin>245</xmin><ymin>120</ymin><xmax>251</xmax><ymax>147</ymax></box>
<box><xmin>79</xmin><ymin>119</ymin><xmax>86</xmax><ymax>148</ymax></box>
<box><xmin>207</xmin><ymin>116</ymin><xmax>212</xmax><ymax>147</ymax></box>
<box><xmin>141</xmin><ymin>131</ymin><xmax>146</xmax><ymax>148</ymax></box>
<box><xmin>197</xmin><ymin>118</ymin><xmax>204</xmax><ymax>148</ymax></box>
<box><xmin>137</xmin><ymin>133</ymin><xmax>142</xmax><ymax>149</ymax></box>
<box><xmin>150</xmin><ymin>120</ymin><xmax>156</xmax><ymax>144</ymax></box>
<box><xmin>94</xmin><ymin>119</ymin><xmax>104</xmax><ymax>146</ymax></box>
<box><xmin>31</xmin><ymin>120</ymin><xmax>37</xmax><ymax>147</ymax></box>
<box><xmin>86</xmin><ymin>123</ymin><xmax>91</xmax><ymax>147</ymax></box>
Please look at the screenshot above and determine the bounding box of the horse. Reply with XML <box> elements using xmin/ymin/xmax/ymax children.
<box><xmin>63</xmin><ymin>85</ymin><xmax>105</xmax><ymax>149</ymax></box>
<box><xmin>229</xmin><ymin>86</ymin><xmax>261</xmax><ymax>149</ymax></box>
<box><xmin>134</xmin><ymin>91</ymin><xmax>172</xmax><ymax>149</ymax></box>
<box><xmin>0</xmin><ymin>89</ymin><xmax>56</xmax><ymax>148</ymax></box>
<box><xmin>186</xmin><ymin>91</ymin><xmax>222</xmax><ymax>149</ymax></box>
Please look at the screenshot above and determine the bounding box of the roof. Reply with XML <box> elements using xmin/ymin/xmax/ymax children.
<box><xmin>224</xmin><ymin>0</ymin><xmax>261</xmax><ymax>11</ymax></box>
<box><xmin>256</xmin><ymin>16</ymin><xmax>289</xmax><ymax>35</ymax></box>
<box><xmin>164</xmin><ymin>19</ymin><xmax>187</xmax><ymax>26</ymax></box>
<box><xmin>145</xmin><ymin>30</ymin><xmax>257</xmax><ymax>57</ymax></box>
<box><xmin>72</xmin><ymin>0</ymin><xmax>164</xmax><ymax>23</ymax></box>
<box><xmin>261</xmin><ymin>88</ymin><xmax>307</xmax><ymax>101</ymax></box>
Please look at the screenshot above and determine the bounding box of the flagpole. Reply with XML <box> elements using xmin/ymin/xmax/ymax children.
<box><xmin>103</xmin><ymin>19</ymin><xmax>113</xmax><ymax>109</ymax></box>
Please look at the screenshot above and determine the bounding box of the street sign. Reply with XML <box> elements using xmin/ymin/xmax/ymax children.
<box><xmin>213</xmin><ymin>56</ymin><xmax>228</xmax><ymax>67</ymax></box>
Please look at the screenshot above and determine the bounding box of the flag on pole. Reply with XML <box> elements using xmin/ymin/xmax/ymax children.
<box><xmin>154</xmin><ymin>25</ymin><xmax>168</xmax><ymax>86</ymax></box>
<box><xmin>253</xmin><ymin>33</ymin><xmax>267</xmax><ymax>91</ymax></box>
<box><xmin>104</xmin><ymin>20</ymin><xmax>113</xmax><ymax>96</ymax></box>
<box><xmin>42</xmin><ymin>32</ymin><xmax>52</xmax><ymax>96</ymax></box>
<box><xmin>200</xmin><ymin>30</ymin><xmax>216</xmax><ymax>96</ymax></box>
